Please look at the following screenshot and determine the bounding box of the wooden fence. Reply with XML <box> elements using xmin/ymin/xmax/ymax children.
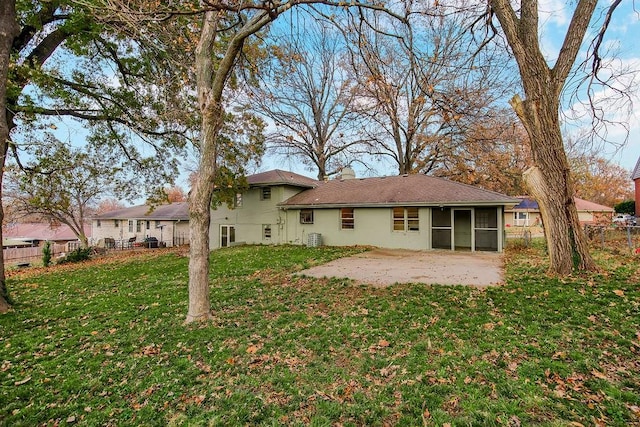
<box><xmin>3</xmin><ymin>243</ymin><xmax>69</xmax><ymax>266</ymax></box>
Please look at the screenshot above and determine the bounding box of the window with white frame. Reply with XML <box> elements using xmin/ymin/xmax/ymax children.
<box><xmin>136</xmin><ymin>220</ymin><xmax>141</xmax><ymax>232</ymax></box>
<box><xmin>128</xmin><ymin>220</ymin><xmax>134</xmax><ymax>233</ymax></box>
<box><xmin>300</xmin><ymin>209</ymin><xmax>314</xmax><ymax>224</ymax></box>
<box><xmin>393</xmin><ymin>207</ymin><xmax>419</xmax><ymax>231</ymax></box>
<box><xmin>263</xmin><ymin>224</ymin><xmax>272</xmax><ymax>239</ymax></box>
<box><xmin>235</xmin><ymin>193</ymin><xmax>243</xmax><ymax>208</ymax></box>
<box><xmin>341</xmin><ymin>208</ymin><xmax>354</xmax><ymax>229</ymax></box>
<box><xmin>514</xmin><ymin>211</ymin><xmax>529</xmax><ymax>226</ymax></box>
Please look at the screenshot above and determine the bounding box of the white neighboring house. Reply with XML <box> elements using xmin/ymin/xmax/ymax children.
<box><xmin>91</xmin><ymin>202</ymin><xmax>189</xmax><ymax>248</ymax></box>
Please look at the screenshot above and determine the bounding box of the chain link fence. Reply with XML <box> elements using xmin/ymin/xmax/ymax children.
<box><xmin>584</xmin><ymin>225</ymin><xmax>640</xmax><ymax>253</ymax></box>
<box><xmin>506</xmin><ymin>225</ymin><xmax>640</xmax><ymax>254</ymax></box>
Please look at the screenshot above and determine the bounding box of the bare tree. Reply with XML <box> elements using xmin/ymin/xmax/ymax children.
<box><xmin>5</xmin><ymin>138</ymin><xmax>140</xmax><ymax>248</ymax></box>
<box><xmin>434</xmin><ymin>115</ymin><xmax>532</xmax><ymax>195</ymax></box>
<box><xmin>95</xmin><ymin>198</ymin><xmax>126</xmax><ymax>214</ymax></box>
<box><xmin>486</xmin><ymin>0</ymin><xmax>629</xmax><ymax>274</ymax></box>
<box><xmin>251</xmin><ymin>13</ymin><xmax>369</xmax><ymax>180</ymax></box>
<box><xmin>349</xmin><ymin>7</ymin><xmax>513</xmax><ymax>175</ymax></box>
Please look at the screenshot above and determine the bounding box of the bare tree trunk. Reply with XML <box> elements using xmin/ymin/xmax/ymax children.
<box><xmin>512</xmin><ymin>93</ymin><xmax>597</xmax><ymax>274</ymax></box>
<box><xmin>186</xmin><ymin>10</ymin><xmax>219</xmax><ymax>323</ymax></box>
<box><xmin>491</xmin><ymin>0</ymin><xmax>598</xmax><ymax>274</ymax></box>
<box><xmin>0</xmin><ymin>0</ymin><xmax>19</xmax><ymax>313</ymax></box>
<box><xmin>186</xmin><ymin>10</ymin><xmax>271</xmax><ymax>322</ymax></box>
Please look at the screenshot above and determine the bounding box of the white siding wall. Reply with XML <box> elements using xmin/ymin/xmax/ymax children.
<box><xmin>91</xmin><ymin>219</ymin><xmax>187</xmax><ymax>247</ymax></box>
<box><xmin>282</xmin><ymin>207</ymin><xmax>432</xmax><ymax>250</ymax></box>
<box><xmin>209</xmin><ymin>186</ymin><xmax>300</xmax><ymax>249</ymax></box>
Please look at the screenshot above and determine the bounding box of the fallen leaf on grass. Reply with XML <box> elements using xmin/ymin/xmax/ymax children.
<box><xmin>591</xmin><ymin>369</ymin><xmax>608</xmax><ymax>380</ymax></box>
<box><xmin>246</xmin><ymin>343</ymin><xmax>263</xmax><ymax>354</ymax></box>
<box><xmin>14</xmin><ymin>376</ymin><xmax>31</xmax><ymax>386</ymax></box>
<box><xmin>422</xmin><ymin>407</ymin><xmax>431</xmax><ymax>420</ymax></box>
<box><xmin>613</xmin><ymin>289</ymin><xmax>625</xmax><ymax>297</ymax></box>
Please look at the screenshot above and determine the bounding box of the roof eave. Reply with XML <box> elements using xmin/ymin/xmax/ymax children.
<box><xmin>279</xmin><ymin>200</ymin><xmax>519</xmax><ymax>209</ymax></box>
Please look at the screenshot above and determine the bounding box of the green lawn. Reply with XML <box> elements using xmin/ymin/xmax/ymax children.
<box><xmin>1</xmin><ymin>244</ymin><xmax>639</xmax><ymax>426</ymax></box>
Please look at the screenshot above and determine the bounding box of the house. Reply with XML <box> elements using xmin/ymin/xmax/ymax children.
<box><xmin>633</xmin><ymin>156</ymin><xmax>640</xmax><ymax>213</ymax></box>
<box><xmin>504</xmin><ymin>197</ymin><xmax>614</xmax><ymax>227</ymax></box>
<box><xmin>210</xmin><ymin>169</ymin><xmax>520</xmax><ymax>252</ymax></box>
<box><xmin>91</xmin><ymin>202</ymin><xmax>189</xmax><ymax>248</ymax></box>
<box><xmin>2</xmin><ymin>222</ymin><xmax>91</xmax><ymax>249</ymax></box>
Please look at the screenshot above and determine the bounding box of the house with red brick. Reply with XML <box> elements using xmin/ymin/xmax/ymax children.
<box><xmin>633</xmin><ymin>157</ymin><xmax>640</xmax><ymax>214</ymax></box>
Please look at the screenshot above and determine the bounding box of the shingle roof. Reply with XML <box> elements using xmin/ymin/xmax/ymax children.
<box><xmin>3</xmin><ymin>222</ymin><xmax>92</xmax><ymax>241</ymax></box>
<box><xmin>574</xmin><ymin>197</ymin><xmax>614</xmax><ymax>212</ymax></box>
<box><xmin>632</xmin><ymin>156</ymin><xmax>640</xmax><ymax>180</ymax></box>
<box><xmin>279</xmin><ymin>174</ymin><xmax>519</xmax><ymax>208</ymax></box>
<box><xmin>248</xmin><ymin>169</ymin><xmax>319</xmax><ymax>188</ymax></box>
<box><xmin>92</xmin><ymin>202</ymin><xmax>189</xmax><ymax>220</ymax></box>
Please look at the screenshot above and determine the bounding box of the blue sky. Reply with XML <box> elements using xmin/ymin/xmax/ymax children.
<box><xmin>260</xmin><ymin>1</ymin><xmax>640</xmax><ymax>178</ymax></box>
<box><xmin>30</xmin><ymin>2</ymin><xmax>640</xmax><ymax>195</ymax></box>
<box><xmin>538</xmin><ymin>0</ymin><xmax>640</xmax><ymax>172</ymax></box>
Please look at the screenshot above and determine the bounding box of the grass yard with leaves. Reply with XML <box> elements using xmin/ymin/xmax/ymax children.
<box><xmin>1</xmin><ymin>244</ymin><xmax>639</xmax><ymax>426</ymax></box>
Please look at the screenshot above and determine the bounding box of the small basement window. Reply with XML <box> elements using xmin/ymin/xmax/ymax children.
<box><xmin>300</xmin><ymin>209</ymin><xmax>314</xmax><ymax>224</ymax></box>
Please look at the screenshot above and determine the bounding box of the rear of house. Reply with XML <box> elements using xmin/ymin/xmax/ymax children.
<box><xmin>210</xmin><ymin>170</ymin><xmax>519</xmax><ymax>252</ymax></box>
<box><xmin>92</xmin><ymin>202</ymin><xmax>189</xmax><ymax>248</ymax></box>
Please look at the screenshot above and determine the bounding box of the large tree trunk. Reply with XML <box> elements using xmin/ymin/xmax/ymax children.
<box><xmin>0</xmin><ymin>0</ymin><xmax>20</xmax><ymax>313</ymax></box>
<box><xmin>491</xmin><ymin>0</ymin><xmax>598</xmax><ymax>275</ymax></box>
<box><xmin>186</xmin><ymin>11</ymin><xmax>219</xmax><ymax>323</ymax></box>
<box><xmin>186</xmin><ymin>10</ymin><xmax>271</xmax><ymax>322</ymax></box>
<box><xmin>512</xmin><ymin>95</ymin><xmax>597</xmax><ymax>275</ymax></box>
<box><xmin>512</xmin><ymin>93</ymin><xmax>597</xmax><ymax>275</ymax></box>
<box><xmin>186</xmin><ymin>113</ymin><xmax>219</xmax><ymax>322</ymax></box>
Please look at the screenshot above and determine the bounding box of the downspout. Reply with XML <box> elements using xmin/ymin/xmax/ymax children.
<box><xmin>175</xmin><ymin>219</ymin><xmax>181</xmax><ymax>246</ymax></box>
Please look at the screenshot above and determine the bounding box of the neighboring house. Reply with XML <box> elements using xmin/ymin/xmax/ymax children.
<box><xmin>210</xmin><ymin>169</ymin><xmax>520</xmax><ymax>252</ymax></box>
<box><xmin>504</xmin><ymin>197</ymin><xmax>614</xmax><ymax>227</ymax></box>
<box><xmin>91</xmin><ymin>202</ymin><xmax>189</xmax><ymax>247</ymax></box>
<box><xmin>633</xmin><ymin>156</ymin><xmax>640</xmax><ymax>213</ymax></box>
<box><xmin>2</xmin><ymin>222</ymin><xmax>91</xmax><ymax>249</ymax></box>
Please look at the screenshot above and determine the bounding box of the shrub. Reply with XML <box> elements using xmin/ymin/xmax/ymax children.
<box><xmin>614</xmin><ymin>200</ymin><xmax>635</xmax><ymax>215</ymax></box>
<box><xmin>42</xmin><ymin>241</ymin><xmax>52</xmax><ymax>267</ymax></box>
<box><xmin>57</xmin><ymin>247</ymin><xmax>92</xmax><ymax>264</ymax></box>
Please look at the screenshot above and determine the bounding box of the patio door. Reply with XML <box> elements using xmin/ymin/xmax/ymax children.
<box><xmin>220</xmin><ymin>225</ymin><xmax>235</xmax><ymax>248</ymax></box>
<box><xmin>453</xmin><ymin>209</ymin><xmax>472</xmax><ymax>251</ymax></box>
